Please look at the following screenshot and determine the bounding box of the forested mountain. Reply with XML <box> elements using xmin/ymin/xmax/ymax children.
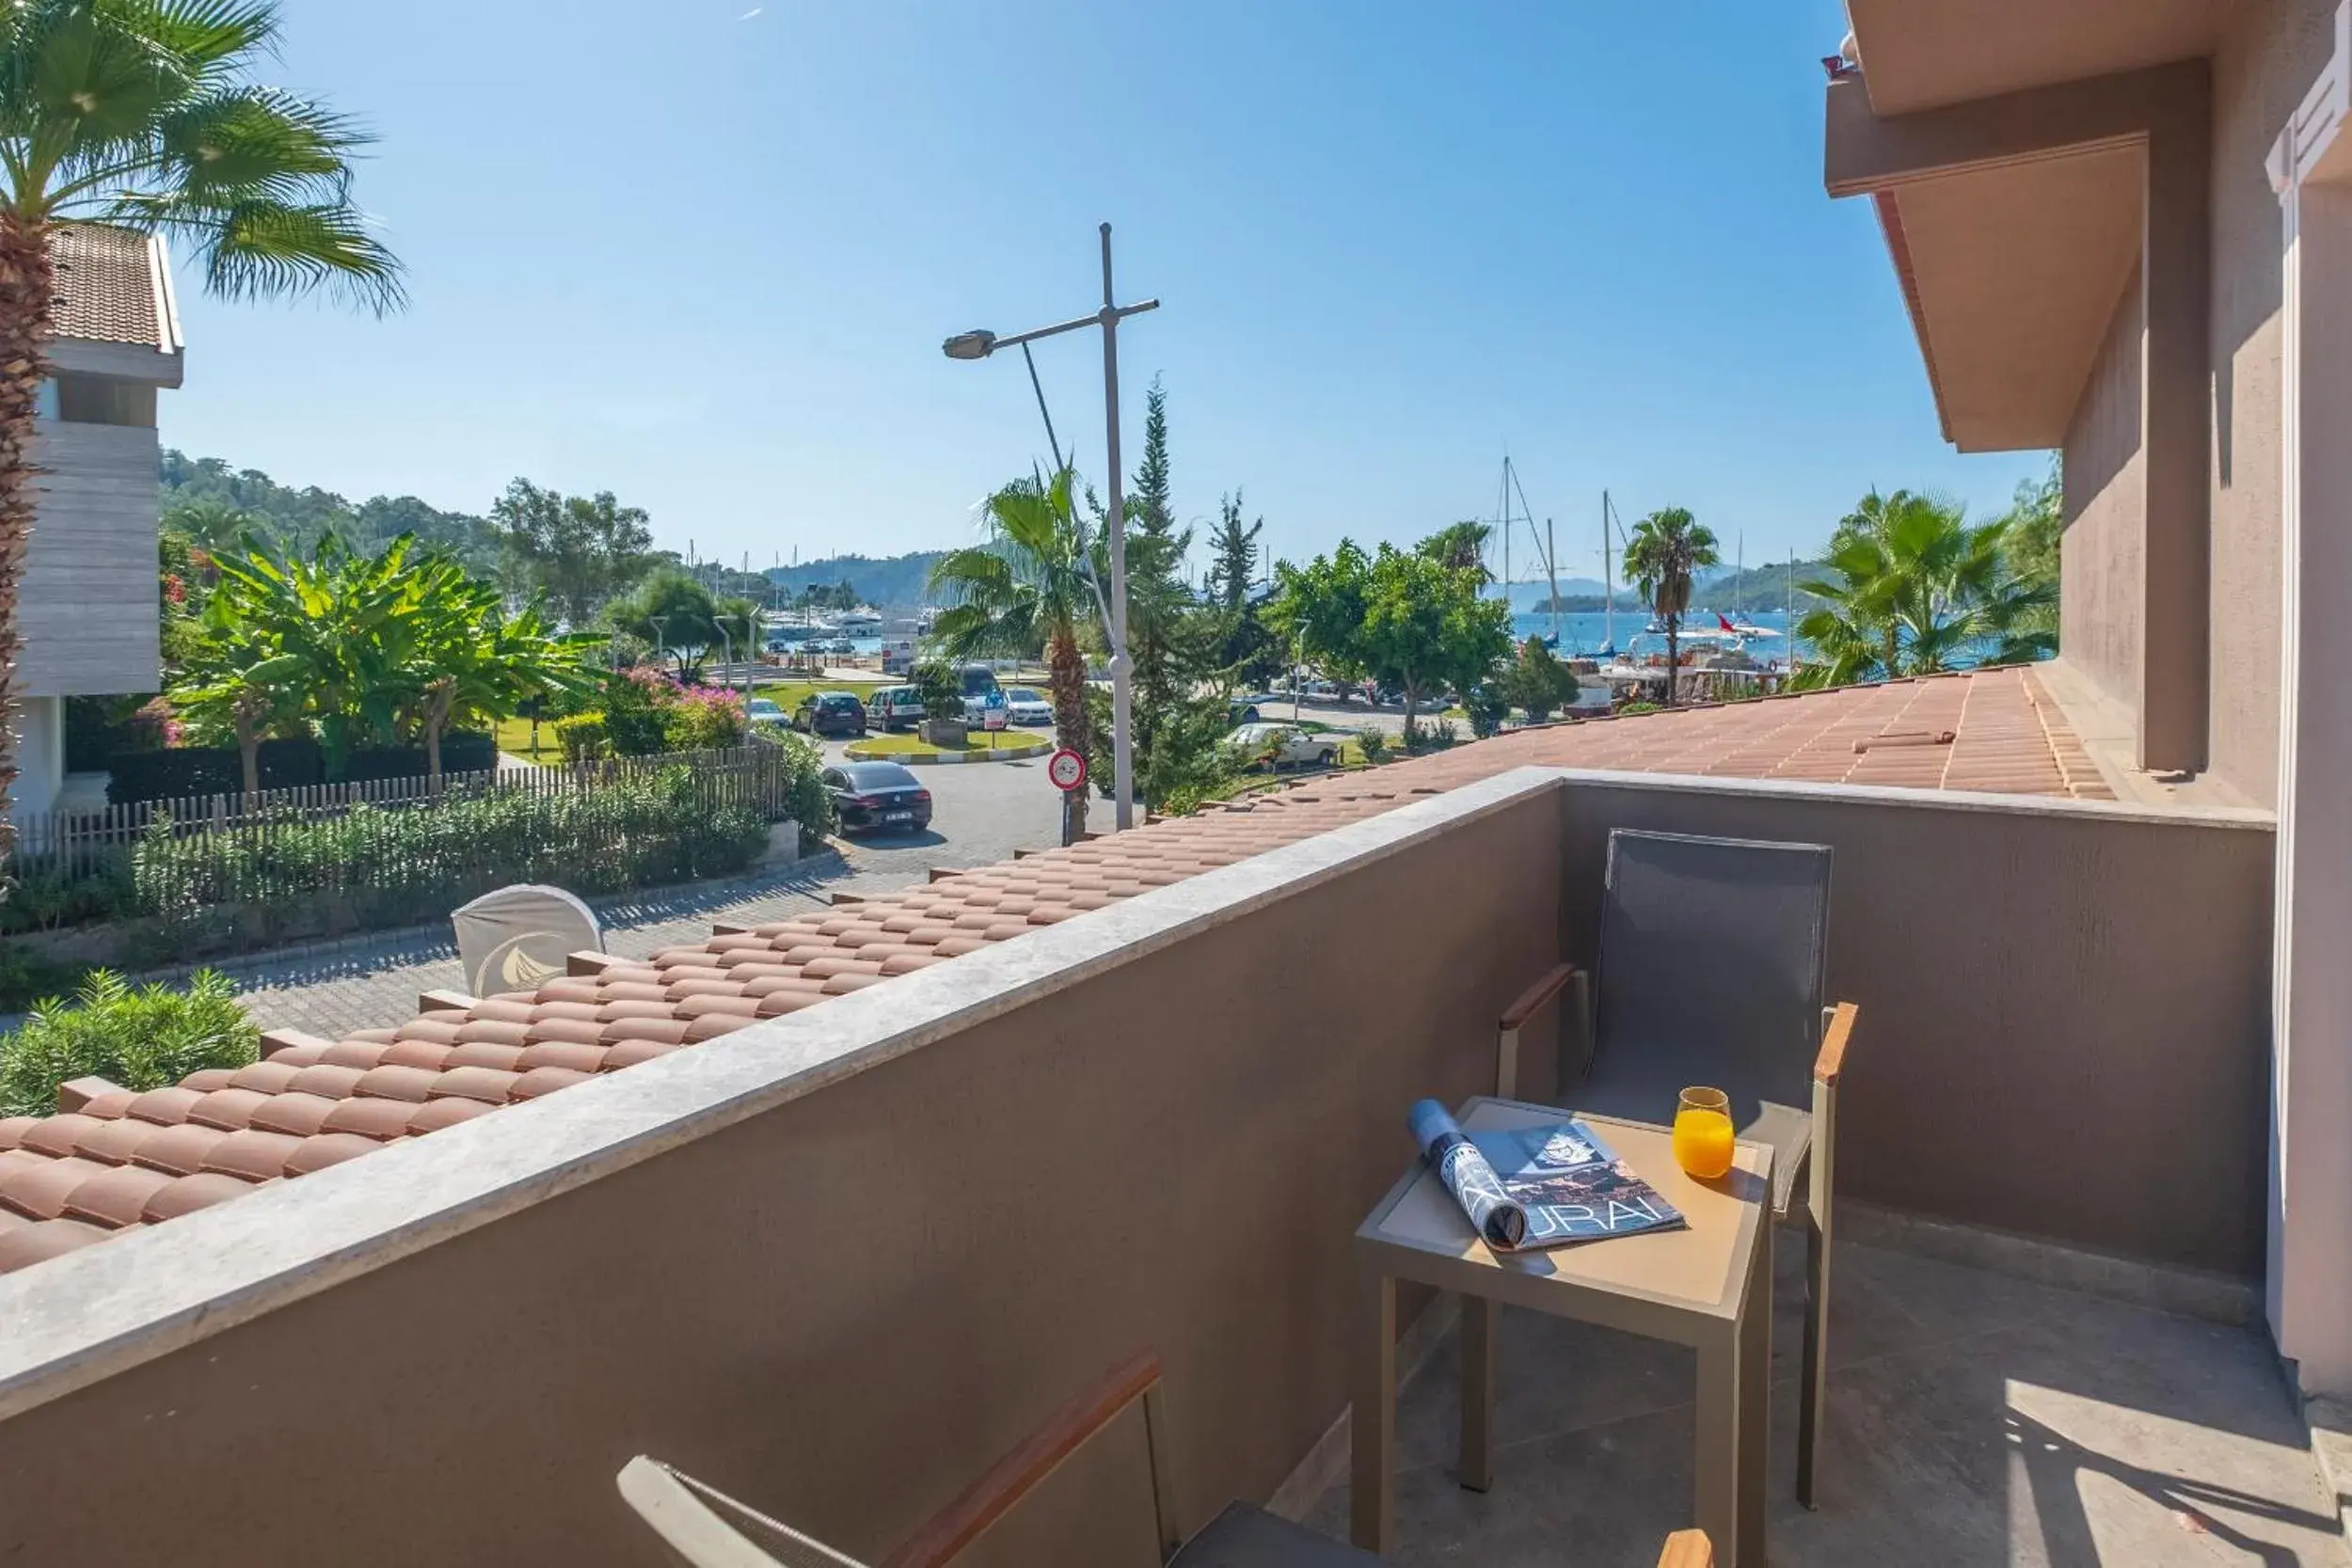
<box><xmin>159</xmin><ymin>451</ymin><xmax>502</xmax><ymax>573</ymax></box>
<box><xmin>764</xmin><ymin>551</ymin><xmax>948</xmax><ymax>609</ymax></box>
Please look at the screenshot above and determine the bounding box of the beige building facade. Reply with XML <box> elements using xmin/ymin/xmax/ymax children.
<box><xmin>1828</xmin><ymin>0</ymin><xmax>2352</xmax><ymax>1399</ymax></box>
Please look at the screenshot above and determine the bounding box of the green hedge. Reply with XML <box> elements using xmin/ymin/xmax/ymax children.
<box><xmin>105</xmin><ymin>731</ymin><xmax>500</xmax><ymax>804</ymax></box>
<box><xmin>129</xmin><ymin>768</ymin><xmax>772</xmax><ymax>930</ymax></box>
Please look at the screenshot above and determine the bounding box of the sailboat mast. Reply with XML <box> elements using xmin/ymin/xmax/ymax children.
<box><xmin>1785</xmin><ymin>548</ymin><xmax>1799</xmax><ymax>679</ymax></box>
<box><xmin>1545</xmin><ymin>517</ymin><xmax>1561</xmax><ymax>644</ymax></box>
<box><xmin>1601</xmin><ymin>489</ymin><xmax>1615</xmax><ymax>656</ymax></box>
<box><xmin>1501</xmin><ymin>455</ymin><xmax>1512</xmax><ymax>605</ymax></box>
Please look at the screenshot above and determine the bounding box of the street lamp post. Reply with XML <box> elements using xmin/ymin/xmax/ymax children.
<box><xmin>944</xmin><ymin>223</ymin><xmax>1159</xmax><ymax>832</ymax></box>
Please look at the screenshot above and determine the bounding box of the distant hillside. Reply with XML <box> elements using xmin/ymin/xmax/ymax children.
<box><xmin>1696</xmin><ymin>559</ymin><xmax>1830</xmax><ymax>612</ymax></box>
<box><xmin>1520</xmin><ymin>560</ymin><xmax>1833</xmax><ymax>615</ymax></box>
<box><xmin>765</xmin><ymin>551</ymin><xmax>949</xmax><ymax>610</ymax></box>
<box><xmin>160</xmin><ymin>451</ymin><xmax>501</xmax><ymax>574</ymax></box>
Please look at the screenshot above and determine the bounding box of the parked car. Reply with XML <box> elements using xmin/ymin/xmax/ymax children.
<box><xmin>1226</xmin><ymin>721</ymin><xmax>1340</xmax><ymax>770</ymax></box>
<box><xmin>745</xmin><ymin>697</ymin><xmax>790</xmax><ymax>731</ymax></box>
<box><xmin>868</xmin><ymin>685</ymin><xmax>928</xmax><ymax>732</ymax></box>
<box><xmin>795</xmin><ymin>690</ymin><xmax>868</xmax><ymax>736</ymax></box>
<box><xmin>821</xmin><ymin>761</ymin><xmax>931</xmax><ymax>835</ymax></box>
<box><xmin>1230</xmin><ymin>692</ymin><xmax>1279</xmax><ymax>724</ymax></box>
<box><xmin>1003</xmin><ymin>687</ymin><xmax>1054</xmax><ymax>726</ymax></box>
<box><xmin>957</xmin><ymin>663</ymin><xmax>1004</xmax><ymax>721</ymax></box>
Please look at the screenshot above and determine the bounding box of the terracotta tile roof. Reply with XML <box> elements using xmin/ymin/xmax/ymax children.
<box><xmin>0</xmin><ymin>668</ymin><xmax>2104</xmax><ymax>1274</ymax></box>
<box><xmin>47</xmin><ymin>223</ymin><xmax>168</xmax><ymax>348</ymax></box>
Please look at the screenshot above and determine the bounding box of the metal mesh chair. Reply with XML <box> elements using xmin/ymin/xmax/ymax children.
<box><xmin>1498</xmin><ymin>829</ymin><xmax>1859</xmax><ymax>1510</ymax></box>
<box><xmin>618</xmin><ymin>1355</ymin><xmax>1381</xmax><ymax>1567</ymax></box>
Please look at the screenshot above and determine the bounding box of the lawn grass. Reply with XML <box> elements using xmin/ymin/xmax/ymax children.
<box><xmin>752</xmin><ymin>677</ymin><xmax>889</xmax><ymax>716</ymax></box>
<box><xmin>492</xmin><ymin>715</ymin><xmax>567</xmax><ymax>765</ymax></box>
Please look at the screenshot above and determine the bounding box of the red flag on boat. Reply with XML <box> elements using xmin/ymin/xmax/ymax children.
<box><xmin>1718</xmin><ymin>612</ymin><xmax>1739</xmax><ymax>632</ymax></box>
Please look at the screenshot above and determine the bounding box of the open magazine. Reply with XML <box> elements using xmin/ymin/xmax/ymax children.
<box><xmin>1408</xmin><ymin>1101</ymin><xmax>1687</xmax><ymax>1251</ymax></box>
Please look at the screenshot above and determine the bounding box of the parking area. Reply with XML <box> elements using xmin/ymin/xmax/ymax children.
<box><xmin>809</xmin><ymin>732</ymin><xmax>1068</xmax><ymax>894</ymax></box>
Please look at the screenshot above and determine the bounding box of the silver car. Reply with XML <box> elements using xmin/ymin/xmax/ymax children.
<box><xmin>1003</xmin><ymin>687</ymin><xmax>1055</xmax><ymax>726</ymax></box>
<box><xmin>1226</xmin><ymin>722</ymin><xmax>1340</xmax><ymax>770</ymax></box>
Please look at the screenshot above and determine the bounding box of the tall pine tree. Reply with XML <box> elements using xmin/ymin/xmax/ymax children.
<box><xmin>1207</xmin><ymin>490</ymin><xmax>1263</xmax><ymax>610</ymax></box>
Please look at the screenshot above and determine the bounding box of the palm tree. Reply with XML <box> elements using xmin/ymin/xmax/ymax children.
<box><xmin>929</xmin><ymin>467</ymin><xmax>1102</xmax><ymax>832</ymax></box>
<box><xmin>1792</xmin><ymin>491</ymin><xmax>2055</xmax><ymax>689</ymax></box>
<box><xmin>1621</xmin><ymin>507</ymin><xmax>1721</xmax><ymax>706</ymax></box>
<box><xmin>1420</xmin><ymin>520</ymin><xmax>1494</xmax><ymax>581</ymax></box>
<box><xmin>0</xmin><ymin>0</ymin><xmax>403</xmax><ymax>863</ymax></box>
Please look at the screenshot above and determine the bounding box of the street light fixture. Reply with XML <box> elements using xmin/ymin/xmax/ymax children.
<box><xmin>943</xmin><ymin>222</ymin><xmax>1159</xmax><ymax>832</ymax></box>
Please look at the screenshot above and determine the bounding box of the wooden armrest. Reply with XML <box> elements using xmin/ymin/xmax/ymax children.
<box><xmin>881</xmin><ymin>1354</ymin><xmax>1163</xmax><ymax>1568</ymax></box>
<box><xmin>1501</xmin><ymin>964</ymin><xmax>1578</xmax><ymax>1032</ymax></box>
<box><xmin>1815</xmin><ymin>1001</ymin><xmax>1859</xmax><ymax>1085</ymax></box>
<box><xmin>1658</xmin><ymin>1528</ymin><xmax>1713</xmax><ymax>1568</ymax></box>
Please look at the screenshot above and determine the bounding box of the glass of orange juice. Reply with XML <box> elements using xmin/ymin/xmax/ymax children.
<box><xmin>1673</xmin><ymin>1086</ymin><xmax>1736</xmax><ymax>1180</ymax></box>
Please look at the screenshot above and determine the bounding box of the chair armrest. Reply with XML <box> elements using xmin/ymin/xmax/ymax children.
<box><xmin>1658</xmin><ymin>1528</ymin><xmax>1714</xmax><ymax>1567</ymax></box>
<box><xmin>1501</xmin><ymin>964</ymin><xmax>1578</xmax><ymax>1032</ymax></box>
<box><xmin>1815</xmin><ymin>1002</ymin><xmax>1858</xmax><ymax>1085</ymax></box>
<box><xmin>881</xmin><ymin>1354</ymin><xmax>1168</xmax><ymax>1568</ymax></box>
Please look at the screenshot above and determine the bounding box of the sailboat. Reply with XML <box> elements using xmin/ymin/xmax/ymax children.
<box><xmin>1489</xmin><ymin>454</ymin><xmax>1565</xmax><ymax>648</ymax></box>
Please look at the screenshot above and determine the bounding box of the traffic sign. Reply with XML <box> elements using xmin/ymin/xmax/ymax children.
<box><xmin>1047</xmin><ymin>748</ymin><xmax>1088</xmax><ymax>792</ymax></box>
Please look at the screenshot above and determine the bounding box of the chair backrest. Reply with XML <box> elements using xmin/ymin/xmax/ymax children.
<box><xmin>450</xmin><ymin>882</ymin><xmax>602</xmax><ymax>996</ymax></box>
<box><xmin>1591</xmin><ymin>829</ymin><xmax>1831</xmax><ymax>1123</ymax></box>
<box><xmin>617</xmin><ymin>1457</ymin><xmax>871</xmax><ymax>1568</ymax></box>
<box><xmin>617</xmin><ymin>1355</ymin><xmax>1181</xmax><ymax>1568</ymax></box>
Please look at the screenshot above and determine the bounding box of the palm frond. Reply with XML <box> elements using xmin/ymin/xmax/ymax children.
<box><xmin>180</xmin><ymin>194</ymin><xmax>404</xmax><ymax>310</ymax></box>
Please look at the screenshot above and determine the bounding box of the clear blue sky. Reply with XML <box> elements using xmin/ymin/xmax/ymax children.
<box><xmin>165</xmin><ymin>1</ymin><xmax>2048</xmax><ymax>584</ymax></box>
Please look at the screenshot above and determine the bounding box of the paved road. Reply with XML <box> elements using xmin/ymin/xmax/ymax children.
<box><xmin>812</xmin><ymin>730</ymin><xmax>1068</xmax><ymax>896</ymax></box>
<box><xmin>214</xmin><ymin>742</ymin><xmax>1070</xmax><ymax>1041</ymax></box>
<box><xmin>1249</xmin><ymin>696</ymin><xmax>1407</xmax><ymax>736</ymax></box>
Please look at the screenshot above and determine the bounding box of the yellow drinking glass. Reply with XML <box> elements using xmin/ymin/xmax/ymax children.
<box><xmin>1672</xmin><ymin>1086</ymin><xmax>1736</xmax><ymax>1180</ymax></box>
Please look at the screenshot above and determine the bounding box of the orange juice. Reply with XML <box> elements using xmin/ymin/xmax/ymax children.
<box><xmin>1673</xmin><ymin>1106</ymin><xmax>1736</xmax><ymax>1180</ymax></box>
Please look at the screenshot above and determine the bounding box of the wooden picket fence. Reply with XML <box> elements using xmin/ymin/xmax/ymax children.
<box><xmin>7</xmin><ymin>742</ymin><xmax>803</xmax><ymax>887</ymax></box>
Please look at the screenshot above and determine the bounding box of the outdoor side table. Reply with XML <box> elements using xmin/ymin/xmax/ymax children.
<box><xmin>1350</xmin><ymin>1097</ymin><xmax>1775</xmax><ymax>1567</ymax></box>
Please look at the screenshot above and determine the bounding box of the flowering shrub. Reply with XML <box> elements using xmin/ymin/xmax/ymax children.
<box><xmin>598</xmin><ymin>668</ymin><xmax>747</xmax><ymax>755</ymax></box>
<box><xmin>665</xmin><ymin>684</ymin><xmax>746</xmax><ymax>752</ymax></box>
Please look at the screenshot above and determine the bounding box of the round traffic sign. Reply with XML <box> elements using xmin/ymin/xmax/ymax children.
<box><xmin>1047</xmin><ymin>748</ymin><xmax>1088</xmax><ymax>792</ymax></box>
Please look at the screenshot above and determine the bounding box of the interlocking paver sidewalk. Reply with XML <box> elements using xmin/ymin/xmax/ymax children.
<box><xmin>213</xmin><ymin>861</ymin><xmax>858</xmax><ymax>1041</ymax></box>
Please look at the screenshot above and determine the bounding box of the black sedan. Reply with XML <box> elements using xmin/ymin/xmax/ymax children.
<box><xmin>795</xmin><ymin>690</ymin><xmax>868</xmax><ymax>736</ymax></box>
<box><xmin>822</xmin><ymin>761</ymin><xmax>932</xmax><ymax>835</ymax></box>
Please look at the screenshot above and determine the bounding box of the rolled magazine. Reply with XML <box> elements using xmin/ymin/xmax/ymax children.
<box><xmin>1408</xmin><ymin>1099</ymin><xmax>1527</xmax><ymax>1250</ymax></box>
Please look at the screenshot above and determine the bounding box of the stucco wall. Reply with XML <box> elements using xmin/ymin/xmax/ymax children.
<box><xmin>2062</xmin><ymin>264</ymin><xmax>2147</xmax><ymax>716</ymax></box>
<box><xmin>0</xmin><ymin>789</ymin><xmax>1566</xmax><ymax>1568</ymax></box>
<box><xmin>2202</xmin><ymin>0</ymin><xmax>2343</xmax><ymax>806</ymax></box>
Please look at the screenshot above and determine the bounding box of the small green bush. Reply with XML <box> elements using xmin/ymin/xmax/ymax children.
<box><xmin>555</xmin><ymin>714</ymin><xmax>609</xmax><ymax>763</ymax></box>
<box><xmin>1462</xmin><ymin>681</ymin><xmax>1510</xmax><ymax>739</ymax></box>
<box><xmin>600</xmin><ymin>668</ymin><xmax>675</xmax><ymax>756</ymax></box>
<box><xmin>1</xmin><ymin>860</ymin><xmax>138</xmax><ymax>936</ymax></box>
<box><xmin>0</xmin><ymin>969</ymin><xmax>258</xmax><ymax>1117</ymax></box>
<box><xmin>1359</xmin><ymin>730</ymin><xmax>1389</xmax><ymax>766</ymax></box>
<box><xmin>912</xmin><ymin>660</ymin><xmax>963</xmax><ymax>721</ymax></box>
<box><xmin>1618</xmin><ymin>701</ymin><xmax>1661</xmax><ymax>717</ymax></box>
<box><xmin>769</xmin><ymin>732</ymin><xmax>835</xmax><ymax>837</ymax></box>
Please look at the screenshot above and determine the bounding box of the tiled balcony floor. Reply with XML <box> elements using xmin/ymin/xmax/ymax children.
<box><xmin>1305</xmin><ymin>1236</ymin><xmax>2348</xmax><ymax>1566</ymax></box>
